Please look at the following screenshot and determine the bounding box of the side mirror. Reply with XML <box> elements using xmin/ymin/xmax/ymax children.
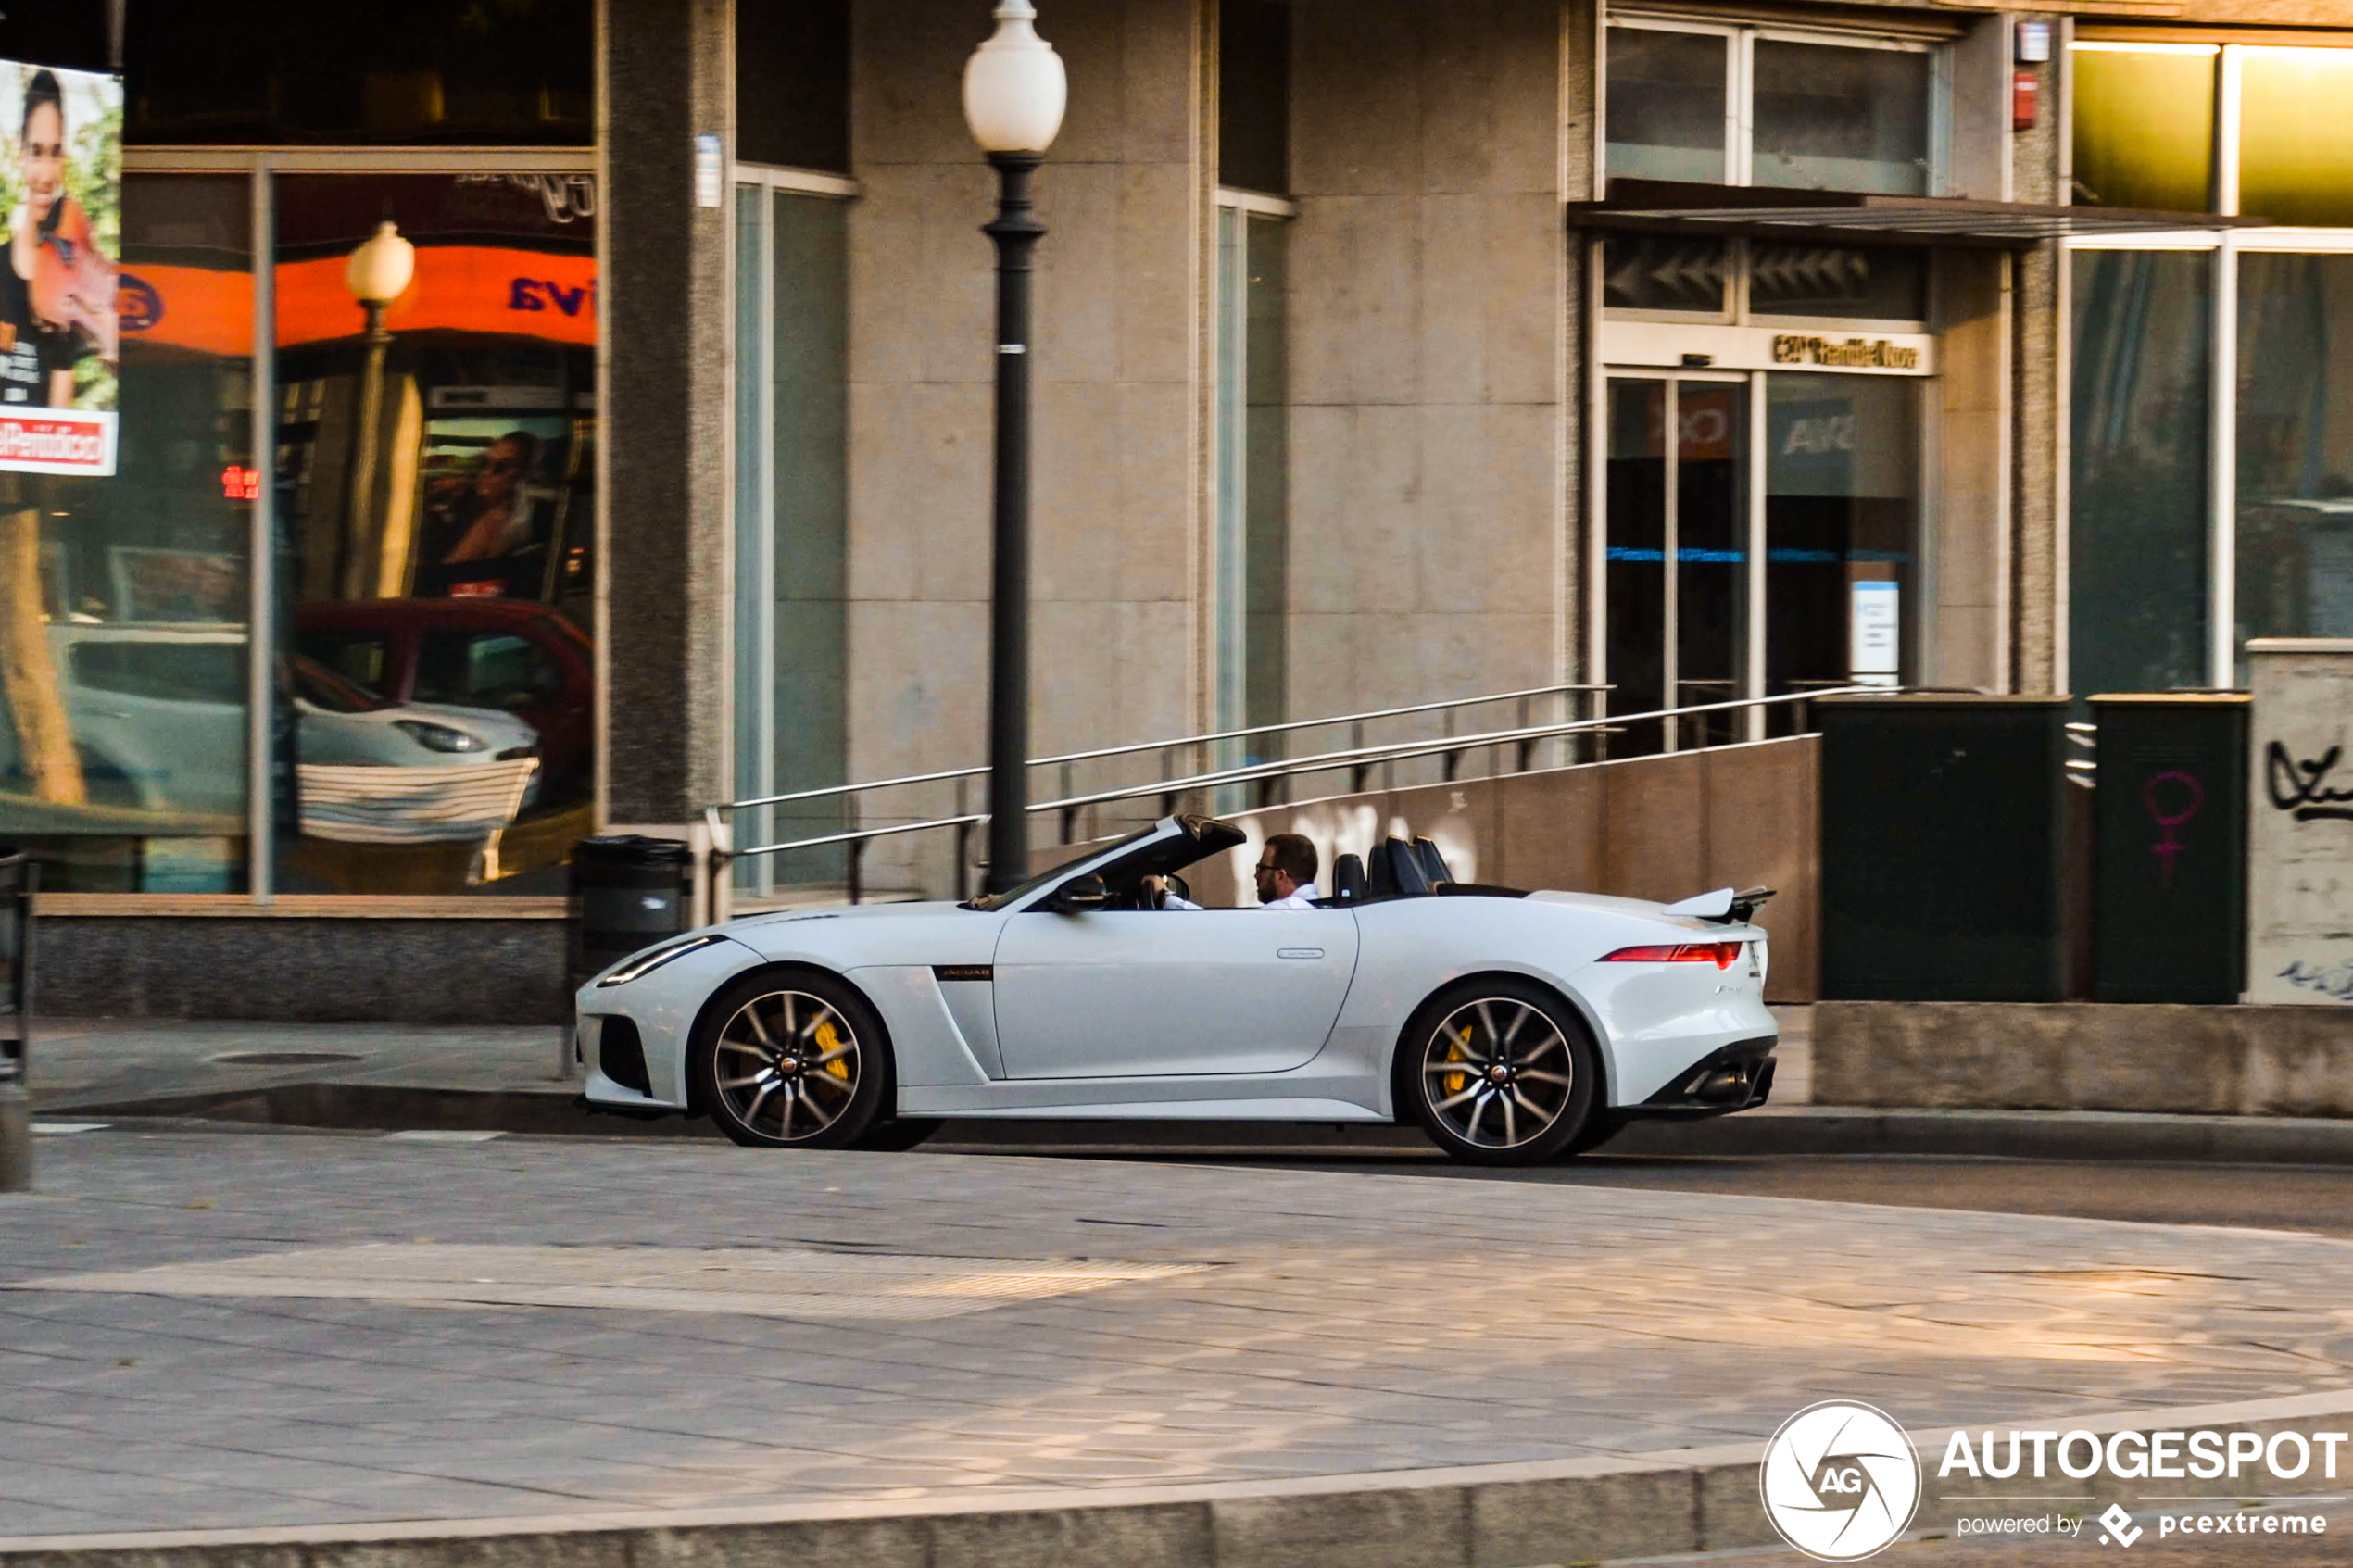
<box><xmin>1053</xmin><ymin>874</ymin><xmax>1108</xmax><ymax>912</ymax></box>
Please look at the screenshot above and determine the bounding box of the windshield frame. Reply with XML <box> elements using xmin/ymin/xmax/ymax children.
<box><xmin>962</xmin><ymin>825</ymin><xmax>1164</xmax><ymax>912</ymax></box>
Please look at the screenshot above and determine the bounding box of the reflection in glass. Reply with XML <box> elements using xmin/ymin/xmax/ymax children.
<box><xmin>1606</xmin><ymin>381</ymin><xmax>1668</xmax><ymax>752</ymax></box>
<box><xmin>2070</xmin><ymin>250</ymin><xmax>2209</xmax><ymax>697</ymax></box>
<box><xmin>2236</xmin><ymin>254</ymin><xmax>2353</xmax><ymax>664</ymax></box>
<box><xmin>1676</xmin><ymin>383</ymin><xmax>1748</xmax><ymax>748</ymax></box>
<box><xmin>1749</xmin><ymin>245</ymin><xmax>1925</xmax><ymax>322</ymax></box>
<box><xmin>1765</xmin><ymin>374</ymin><xmax>1919</xmax><ymax>732</ymax></box>
<box><xmin>2238</xmin><ymin>48</ymin><xmax>2353</xmax><ymax>229</ymax></box>
<box><xmin>733</xmin><ymin>189</ymin><xmax>849</xmax><ymax>893</ymax></box>
<box><xmin>2069</xmin><ymin>45</ymin><xmax>2215</xmax><ymax>212</ymax></box>
<box><xmin>275</xmin><ymin>173</ymin><xmax>597</xmax><ymax>896</ymax></box>
<box><xmin>1601</xmin><ymin>237</ymin><xmax>1729</xmax><ymax>315</ymax></box>
<box><xmin>1605</xmin><ymin>28</ymin><xmax>1728</xmax><ymax>185</ymax></box>
<box><xmin>1243</xmin><ymin>214</ymin><xmax>1289</xmax><ymax>759</ymax></box>
<box><xmin>0</xmin><ymin>174</ymin><xmax>252</xmax><ymax>892</ymax></box>
<box><xmin>1752</xmin><ymin>41</ymin><xmax>1930</xmax><ymax>195</ymax></box>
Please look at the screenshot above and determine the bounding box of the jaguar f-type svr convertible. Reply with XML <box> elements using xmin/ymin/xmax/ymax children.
<box><xmin>575</xmin><ymin>814</ymin><xmax>1778</xmax><ymax>1165</ymax></box>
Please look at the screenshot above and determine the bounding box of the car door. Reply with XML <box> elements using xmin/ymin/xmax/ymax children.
<box><xmin>991</xmin><ymin>907</ymin><xmax>1360</xmax><ymax>1078</ymax></box>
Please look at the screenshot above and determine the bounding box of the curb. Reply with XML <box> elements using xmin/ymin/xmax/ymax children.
<box><xmin>6</xmin><ymin>1392</ymin><xmax>2353</xmax><ymax>1566</ymax></box>
<box><xmin>45</xmin><ymin>1084</ymin><xmax>2353</xmax><ymax>1165</ymax></box>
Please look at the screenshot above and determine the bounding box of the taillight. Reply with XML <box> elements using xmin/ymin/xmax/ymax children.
<box><xmin>1601</xmin><ymin>942</ymin><xmax>1743</xmax><ymax>969</ymax></box>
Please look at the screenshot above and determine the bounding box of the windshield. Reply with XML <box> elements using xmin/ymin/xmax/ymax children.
<box><xmin>963</xmin><ymin>826</ymin><xmax>1159</xmax><ymax>911</ymax></box>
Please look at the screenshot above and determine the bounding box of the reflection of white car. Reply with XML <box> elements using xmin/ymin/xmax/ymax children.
<box><xmin>0</xmin><ymin>625</ymin><xmax>539</xmax><ymax>815</ymax></box>
<box><xmin>578</xmin><ymin>815</ymin><xmax>1780</xmax><ymax>1167</ymax></box>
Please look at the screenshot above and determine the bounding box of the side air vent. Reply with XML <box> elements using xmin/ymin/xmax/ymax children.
<box><xmin>598</xmin><ymin>1015</ymin><xmax>651</xmax><ymax>1094</ymax></box>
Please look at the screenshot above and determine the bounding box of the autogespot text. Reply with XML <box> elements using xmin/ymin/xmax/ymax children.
<box><xmin>1939</xmin><ymin>1427</ymin><xmax>2347</xmax><ymax>1482</ymax></box>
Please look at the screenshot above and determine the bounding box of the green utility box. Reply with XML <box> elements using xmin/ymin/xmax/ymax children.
<box><xmin>2087</xmin><ymin>694</ymin><xmax>2249</xmax><ymax>1003</ymax></box>
<box><xmin>1818</xmin><ymin>695</ymin><xmax>2072</xmax><ymax>1001</ymax></box>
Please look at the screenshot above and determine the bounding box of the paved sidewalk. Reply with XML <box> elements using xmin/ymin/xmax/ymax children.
<box><xmin>5</xmin><ymin>1128</ymin><xmax>2353</xmax><ymax>1539</ymax></box>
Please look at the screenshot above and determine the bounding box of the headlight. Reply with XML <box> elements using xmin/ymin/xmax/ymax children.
<box><xmin>596</xmin><ymin>933</ymin><xmax>728</xmax><ymax>987</ymax></box>
<box><xmin>393</xmin><ymin>719</ymin><xmax>487</xmax><ymax>753</ymax></box>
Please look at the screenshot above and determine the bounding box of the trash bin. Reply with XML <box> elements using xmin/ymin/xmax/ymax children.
<box><xmin>572</xmin><ymin>835</ymin><xmax>696</xmax><ymax>988</ymax></box>
<box><xmin>1818</xmin><ymin>695</ymin><xmax>2072</xmax><ymax>1001</ymax></box>
<box><xmin>0</xmin><ymin>848</ymin><xmax>35</xmax><ymax>1194</ymax></box>
<box><xmin>2088</xmin><ymin>694</ymin><xmax>2249</xmax><ymax>1003</ymax></box>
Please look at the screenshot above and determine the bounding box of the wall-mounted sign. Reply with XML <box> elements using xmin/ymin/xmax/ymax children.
<box><xmin>1771</xmin><ymin>334</ymin><xmax>1923</xmax><ymax>371</ymax></box>
<box><xmin>2246</xmin><ymin>638</ymin><xmax>2353</xmax><ymax>1004</ymax></box>
<box><xmin>0</xmin><ymin>59</ymin><xmax>123</xmax><ymax>477</ymax></box>
<box><xmin>1602</xmin><ymin>321</ymin><xmax>1936</xmax><ymax>377</ymax></box>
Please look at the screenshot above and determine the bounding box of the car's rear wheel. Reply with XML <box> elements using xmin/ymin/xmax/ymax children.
<box><xmin>1400</xmin><ymin>979</ymin><xmax>1597</xmax><ymax>1166</ymax></box>
<box><xmin>693</xmin><ymin>970</ymin><xmax>888</xmax><ymax>1149</ymax></box>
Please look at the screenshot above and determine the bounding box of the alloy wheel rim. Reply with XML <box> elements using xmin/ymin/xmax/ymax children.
<box><xmin>1422</xmin><ymin>997</ymin><xmax>1573</xmax><ymax>1148</ymax></box>
<box><xmin>714</xmin><ymin>990</ymin><xmax>861</xmax><ymax>1141</ymax></box>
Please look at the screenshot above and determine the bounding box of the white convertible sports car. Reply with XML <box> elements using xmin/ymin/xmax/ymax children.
<box><xmin>575</xmin><ymin>814</ymin><xmax>1779</xmax><ymax>1166</ymax></box>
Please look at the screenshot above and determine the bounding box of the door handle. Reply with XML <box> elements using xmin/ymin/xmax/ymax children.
<box><xmin>1277</xmin><ymin>947</ymin><xmax>1324</xmax><ymax>960</ymax></box>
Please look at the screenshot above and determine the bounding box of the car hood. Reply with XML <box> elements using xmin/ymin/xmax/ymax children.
<box><xmin>723</xmin><ymin>898</ymin><xmax>974</xmax><ymax>934</ymax></box>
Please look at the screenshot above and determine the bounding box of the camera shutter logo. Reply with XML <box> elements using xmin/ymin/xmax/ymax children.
<box><xmin>1760</xmin><ymin>1400</ymin><xmax>1922</xmax><ymax>1561</ymax></box>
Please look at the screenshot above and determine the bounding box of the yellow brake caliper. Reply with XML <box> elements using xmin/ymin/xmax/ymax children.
<box><xmin>1441</xmin><ymin>1024</ymin><xmax>1472</xmax><ymax>1097</ymax></box>
<box><xmin>813</xmin><ymin>1018</ymin><xmax>852</xmax><ymax>1081</ymax></box>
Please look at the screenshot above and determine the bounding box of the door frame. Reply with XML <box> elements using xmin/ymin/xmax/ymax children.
<box><xmin>1598</xmin><ymin>369</ymin><xmax>1767</xmax><ymax>748</ymax></box>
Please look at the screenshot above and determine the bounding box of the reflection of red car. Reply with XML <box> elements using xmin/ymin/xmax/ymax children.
<box><xmin>294</xmin><ymin>599</ymin><xmax>593</xmax><ymax>799</ymax></box>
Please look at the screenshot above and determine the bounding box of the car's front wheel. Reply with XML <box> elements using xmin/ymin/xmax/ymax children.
<box><xmin>692</xmin><ymin>970</ymin><xmax>889</xmax><ymax>1148</ymax></box>
<box><xmin>1400</xmin><ymin>979</ymin><xmax>1599</xmax><ymax>1166</ymax></box>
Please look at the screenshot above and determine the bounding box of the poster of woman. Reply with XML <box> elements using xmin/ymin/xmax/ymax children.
<box><xmin>0</xmin><ymin>58</ymin><xmax>121</xmax><ymax>477</ymax></box>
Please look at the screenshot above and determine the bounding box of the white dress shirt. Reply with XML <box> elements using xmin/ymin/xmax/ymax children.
<box><xmin>1164</xmin><ymin>882</ymin><xmax>1320</xmax><ymax>912</ymax></box>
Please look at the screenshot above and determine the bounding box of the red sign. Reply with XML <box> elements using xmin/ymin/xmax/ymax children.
<box><xmin>0</xmin><ymin>411</ymin><xmax>117</xmax><ymax>476</ymax></box>
<box><xmin>220</xmin><ymin>464</ymin><xmax>259</xmax><ymax>500</ymax></box>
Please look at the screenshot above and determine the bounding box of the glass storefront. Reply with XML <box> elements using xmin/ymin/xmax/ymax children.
<box><xmin>0</xmin><ymin>172</ymin><xmax>254</xmax><ymax>891</ymax></box>
<box><xmin>274</xmin><ymin>174</ymin><xmax>597</xmax><ymax>895</ymax></box>
<box><xmin>1764</xmin><ymin>373</ymin><xmax>1919</xmax><ymax>708</ymax></box>
<box><xmin>732</xmin><ymin>181</ymin><xmax>849</xmax><ymax>890</ymax></box>
<box><xmin>2070</xmin><ymin>249</ymin><xmax>2210</xmax><ymax>698</ymax></box>
<box><xmin>2237</xmin><ymin>252</ymin><xmax>2353</xmax><ymax>653</ymax></box>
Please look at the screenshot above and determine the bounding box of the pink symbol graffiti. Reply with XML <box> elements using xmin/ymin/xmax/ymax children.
<box><xmin>2145</xmin><ymin>771</ymin><xmax>2205</xmax><ymax>888</ymax></box>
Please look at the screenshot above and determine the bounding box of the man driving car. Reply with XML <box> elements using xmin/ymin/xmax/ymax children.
<box><xmin>1151</xmin><ymin>832</ymin><xmax>1320</xmax><ymax>910</ymax></box>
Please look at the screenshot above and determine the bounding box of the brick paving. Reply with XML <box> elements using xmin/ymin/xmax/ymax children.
<box><xmin>3</xmin><ymin>1127</ymin><xmax>2352</xmax><ymax>1537</ymax></box>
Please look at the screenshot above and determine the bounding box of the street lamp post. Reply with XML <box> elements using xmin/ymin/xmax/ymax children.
<box><xmin>964</xmin><ymin>1</ymin><xmax>1066</xmax><ymax>895</ymax></box>
<box><xmin>339</xmin><ymin>220</ymin><xmax>415</xmax><ymax>597</ymax></box>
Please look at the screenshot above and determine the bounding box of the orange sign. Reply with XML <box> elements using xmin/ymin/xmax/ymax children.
<box><xmin>118</xmin><ymin>246</ymin><xmax>598</xmax><ymax>358</ymax></box>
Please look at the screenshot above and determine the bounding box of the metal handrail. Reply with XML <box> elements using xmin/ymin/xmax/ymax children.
<box><xmin>715</xmin><ymin>681</ymin><xmax>1606</xmax><ymax>814</ymax></box>
<box><xmin>721</xmin><ymin>688</ymin><xmax>1869</xmax><ymax>894</ymax></box>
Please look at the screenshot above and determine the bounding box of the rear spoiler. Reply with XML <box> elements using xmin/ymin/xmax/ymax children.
<box><xmin>1662</xmin><ymin>885</ymin><xmax>1777</xmax><ymax>924</ymax></box>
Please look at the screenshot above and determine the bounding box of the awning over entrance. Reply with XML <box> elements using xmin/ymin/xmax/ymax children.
<box><xmin>1569</xmin><ymin>180</ymin><xmax>2267</xmax><ymax>249</ymax></box>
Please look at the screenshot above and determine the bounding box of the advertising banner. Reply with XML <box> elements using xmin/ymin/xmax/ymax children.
<box><xmin>0</xmin><ymin>58</ymin><xmax>120</xmax><ymax>477</ymax></box>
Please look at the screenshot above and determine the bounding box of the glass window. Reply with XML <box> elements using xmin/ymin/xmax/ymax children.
<box><xmin>273</xmin><ymin>173</ymin><xmax>596</xmax><ymax>896</ymax></box>
<box><xmin>2236</xmin><ymin>253</ymin><xmax>2353</xmax><ymax>661</ymax></box>
<box><xmin>1214</xmin><ymin>205</ymin><xmax>1290</xmax><ymax>789</ymax></box>
<box><xmin>1602</xmin><ymin>237</ymin><xmax>1730</xmax><ymax>315</ymax></box>
<box><xmin>1749</xmin><ymin>244</ymin><xmax>1926</xmax><ymax>321</ymax></box>
<box><xmin>0</xmin><ymin>170</ymin><xmax>253</xmax><ymax>894</ymax></box>
<box><xmin>2070</xmin><ymin>250</ymin><xmax>2210</xmax><ymax>698</ymax></box>
<box><xmin>1606</xmin><ymin>28</ymin><xmax>1729</xmax><ymax>184</ymax></box>
<box><xmin>733</xmin><ymin>188</ymin><xmax>849</xmax><ymax>891</ymax></box>
<box><xmin>1765</xmin><ymin>373</ymin><xmax>1920</xmax><ymax>724</ymax></box>
<box><xmin>124</xmin><ymin>0</ymin><xmax>592</xmax><ymax>146</ymax></box>
<box><xmin>2238</xmin><ymin>48</ymin><xmax>2353</xmax><ymax>228</ymax></box>
<box><xmin>1220</xmin><ymin>0</ymin><xmax>1291</xmax><ymax>194</ymax></box>
<box><xmin>1752</xmin><ymin>41</ymin><xmax>1931</xmax><ymax>195</ymax></box>
<box><xmin>735</xmin><ymin>0</ymin><xmax>849</xmax><ymax>172</ymax></box>
<box><xmin>2070</xmin><ymin>45</ymin><xmax>2216</xmax><ymax>213</ymax></box>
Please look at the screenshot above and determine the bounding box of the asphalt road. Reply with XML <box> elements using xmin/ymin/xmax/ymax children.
<box><xmin>920</xmin><ymin>1135</ymin><xmax>2353</xmax><ymax>1238</ymax></box>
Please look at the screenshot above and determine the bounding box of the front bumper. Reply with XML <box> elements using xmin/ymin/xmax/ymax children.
<box><xmin>1623</xmin><ymin>1035</ymin><xmax>1777</xmax><ymax>1119</ymax></box>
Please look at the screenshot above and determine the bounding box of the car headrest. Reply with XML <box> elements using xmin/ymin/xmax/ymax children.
<box><xmin>1412</xmin><ymin>835</ymin><xmax>1452</xmax><ymax>886</ymax></box>
<box><xmin>1365</xmin><ymin>841</ymin><xmax>1397</xmax><ymax>897</ymax></box>
<box><xmin>1332</xmin><ymin>853</ymin><xmax>1366</xmax><ymax>903</ymax></box>
<box><xmin>1385</xmin><ymin>836</ymin><xmax>1432</xmax><ymax>896</ymax></box>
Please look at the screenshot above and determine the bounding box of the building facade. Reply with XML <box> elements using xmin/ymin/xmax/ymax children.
<box><xmin>0</xmin><ymin>0</ymin><xmax>2345</xmax><ymax>1017</ymax></box>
